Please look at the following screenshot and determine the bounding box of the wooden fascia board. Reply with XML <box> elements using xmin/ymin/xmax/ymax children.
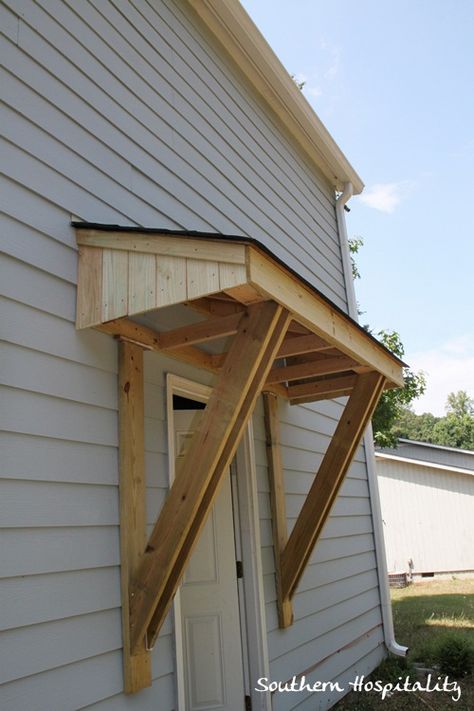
<box><xmin>280</xmin><ymin>372</ymin><xmax>385</xmax><ymax>600</ymax></box>
<box><xmin>185</xmin><ymin>0</ymin><xmax>363</xmax><ymax>194</ymax></box>
<box><xmin>128</xmin><ymin>302</ymin><xmax>290</xmax><ymax>654</ymax></box>
<box><xmin>248</xmin><ymin>247</ymin><xmax>404</xmax><ymax>388</ymax></box>
<box><xmin>76</xmin><ymin>229</ymin><xmax>247</xmax><ymax>264</ymax></box>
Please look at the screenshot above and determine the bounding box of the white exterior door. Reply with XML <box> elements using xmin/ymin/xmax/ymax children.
<box><xmin>174</xmin><ymin>411</ymin><xmax>246</xmax><ymax>711</ymax></box>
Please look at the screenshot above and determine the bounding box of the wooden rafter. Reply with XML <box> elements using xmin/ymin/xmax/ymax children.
<box><xmin>280</xmin><ymin>372</ymin><xmax>385</xmax><ymax>602</ymax></box>
<box><xmin>98</xmin><ymin>318</ymin><xmax>216</xmax><ymax>372</ymax></box>
<box><xmin>158</xmin><ymin>312</ymin><xmax>243</xmax><ymax>350</ymax></box>
<box><xmin>263</xmin><ymin>392</ymin><xmax>293</xmax><ymax>628</ymax></box>
<box><xmin>277</xmin><ymin>333</ymin><xmax>331</xmax><ymax>358</ymax></box>
<box><xmin>128</xmin><ymin>301</ymin><xmax>291</xmax><ymax>654</ymax></box>
<box><xmin>288</xmin><ymin>373</ymin><xmax>358</xmax><ymax>404</ymax></box>
<box><xmin>266</xmin><ymin>356</ymin><xmax>357</xmax><ymax>385</ymax></box>
<box><xmin>118</xmin><ymin>341</ymin><xmax>152</xmax><ymax>693</ymax></box>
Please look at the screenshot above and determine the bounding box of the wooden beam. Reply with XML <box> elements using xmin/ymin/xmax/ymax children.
<box><xmin>129</xmin><ymin>302</ymin><xmax>289</xmax><ymax>653</ymax></box>
<box><xmin>288</xmin><ymin>374</ymin><xmax>358</xmax><ymax>403</ymax></box>
<box><xmin>97</xmin><ymin>318</ymin><xmax>217</xmax><ymax>373</ymax></box>
<box><xmin>266</xmin><ymin>356</ymin><xmax>357</xmax><ymax>385</ymax></box>
<box><xmin>76</xmin><ymin>229</ymin><xmax>246</xmax><ymax>264</ymax></box>
<box><xmin>280</xmin><ymin>372</ymin><xmax>385</xmax><ymax>601</ymax></box>
<box><xmin>145</xmin><ymin>308</ymin><xmax>292</xmax><ymax>648</ymax></box>
<box><xmin>263</xmin><ymin>393</ymin><xmax>293</xmax><ymax>628</ymax></box>
<box><xmin>277</xmin><ymin>333</ymin><xmax>331</xmax><ymax>358</ymax></box>
<box><xmin>158</xmin><ymin>312</ymin><xmax>243</xmax><ymax>350</ymax></box>
<box><xmin>186</xmin><ymin>296</ymin><xmax>245</xmax><ymax>317</ymax></box>
<box><xmin>118</xmin><ymin>341</ymin><xmax>152</xmax><ymax>692</ymax></box>
<box><xmin>248</xmin><ymin>247</ymin><xmax>405</xmax><ymax>387</ymax></box>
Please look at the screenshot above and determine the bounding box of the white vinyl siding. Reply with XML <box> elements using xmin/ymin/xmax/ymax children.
<box><xmin>0</xmin><ymin>1</ymin><xmax>381</xmax><ymax>709</ymax></box>
<box><xmin>254</xmin><ymin>398</ymin><xmax>384</xmax><ymax>710</ymax></box>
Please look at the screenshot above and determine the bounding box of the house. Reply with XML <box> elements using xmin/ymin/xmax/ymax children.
<box><xmin>376</xmin><ymin>439</ymin><xmax>474</xmax><ymax>582</ymax></box>
<box><xmin>0</xmin><ymin>1</ymin><xmax>406</xmax><ymax>709</ymax></box>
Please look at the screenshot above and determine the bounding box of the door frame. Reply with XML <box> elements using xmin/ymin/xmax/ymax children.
<box><xmin>166</xmin><ymin>373</ymin><xmax>271</xmax><ymax>711</ymax></box>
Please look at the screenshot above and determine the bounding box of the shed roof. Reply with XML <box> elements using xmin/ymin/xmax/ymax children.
<box><xmin>74</xmin><ymin>223</ymin><xmax>405</xmax><ymax>396</ymax></box>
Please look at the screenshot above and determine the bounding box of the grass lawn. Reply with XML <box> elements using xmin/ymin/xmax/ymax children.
<box><xmin>334</xmin><ymin>578</ymin><xmax>474</xmax><ymax>710</ymax></box>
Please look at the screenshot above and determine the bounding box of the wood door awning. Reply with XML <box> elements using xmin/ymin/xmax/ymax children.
<box><xmin>74</xmin><ymin>223</ymin><xmax>405</xmax><ymax>395</ymax></box>
<box><xmin>74</xmin><ymin>223</ymin><xmax>405</xmax><ymax>693</ymax></box>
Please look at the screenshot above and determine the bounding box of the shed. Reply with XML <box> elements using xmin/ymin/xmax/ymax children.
<box><xmin>0</xmin><ymin>1</ymin><xmax>404</xmax><ymax>709</ymax></box>
<box><xmin>376</xmin><ymin>440</ymin><xmax>474</xmax><ymax>580</ymax></box>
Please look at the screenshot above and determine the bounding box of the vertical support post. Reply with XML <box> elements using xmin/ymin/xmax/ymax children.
<box><xmin>118</xmin><ymin>340</ymin><xmax>152</xmax><ymax>692</ymax></box>
<box><xmin>263</xmin><ymin>392</ymin><xmax>293</xmax><ymax>628</ymax></box>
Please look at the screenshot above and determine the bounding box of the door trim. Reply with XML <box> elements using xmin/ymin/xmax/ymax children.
<box><xmin>166</xmin><ymin>373</ymin><xmax>271</xmax><ymax>710</ymax></box>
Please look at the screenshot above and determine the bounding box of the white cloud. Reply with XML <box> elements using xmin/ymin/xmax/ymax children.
<box><xmin>409</xmin><ymin>335</ymin><xmax>474</xmax><ymax>416</ymax></box>
<box><xmin>305</xmin><ymin>86</ymin><xmax>322</xmax><ymax>99</ymax></box>
<box><xmin>358</xmin><ymin>182</ymin><xmax>411</xmax><ymax>213</ymax></box>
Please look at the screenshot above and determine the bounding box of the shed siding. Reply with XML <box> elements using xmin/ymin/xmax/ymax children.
<box><xmin>377</xmin><ymin>458</ymin><xmax>474</xmax><ymax>574</ymax></box>
<box><xmin>0</xmin><ymin>1</ymin><xmax>382</xmax><ymax>709</ymax></box>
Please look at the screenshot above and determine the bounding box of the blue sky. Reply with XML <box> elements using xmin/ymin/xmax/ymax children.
<box><xmin>241</xmin><ymin>0</ymin><xmax>474</xmax><ymax>415</ymax></box>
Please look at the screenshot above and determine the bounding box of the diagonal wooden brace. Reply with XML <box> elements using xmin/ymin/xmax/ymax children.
<box><xmin>280</xmin><ymin>371</ymin><xmax>385</xmax><ymax>606</ymax></box>
<box><xmin>145</xmin><ymin>307</ymin><xmax>292</xmax><ymax>648</ymax></box>
<box><xmin>129</xmin><ymin>301</ymin><xmax>291</xmax><ymax>655</ymax></box>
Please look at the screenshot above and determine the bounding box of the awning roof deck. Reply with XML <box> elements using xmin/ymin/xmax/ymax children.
<box><xmin>74</xmin><ymin>224</ymin><xmax>405</xmax><ymax>399</ymax></box>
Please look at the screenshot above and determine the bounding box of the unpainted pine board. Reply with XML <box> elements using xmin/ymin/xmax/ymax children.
<box><xmin>158</xmin><ymin>312</ymin><xmax>242</xmax><ymax>350</ymax></box>
<box><xmin>156</xmin><ymin>254</ymin><xmax>187</xmax><ymax>307</ymax></box>
<box><xmin>277</xmin><ymin>333</ymin><xmax>331</xmax><ymax>358</ymax></box>
<box><xmin>218</xmin><ymin>261</ymin><xmax>247</xmax><ymax>290</ymax></box>
<box><xmin>129</xmin><ymin>302</ymin><xmax>287</xmax><ymax>652</ymax></box>
<box><xmin>77</xmin><ymin>230</ymin><xmax>246</xmax><ymax>264</ymax></box>
<box><xmin>281</xmin><ymin>372</ymin><xmax>385</xmax><ymax>600</ymax></box>
<box><xmin>76</xmin><ymin>245</ymin><xmax>102</xmax><ymax>328</ymax></box>
<box><xmin>128</xmin><ymin>252</ymin><xmax>156</xmax><ymax>315</ymax></box>
<box><xmin>97</xmin><ymin>318</ymin><xmax>215</xmax><ymax>373</ymax></box>
<box><xmin>263</xmin><ymin>392</ymin><xmax>293</xmax><ymax>628</ymax></box>
<box><xmin>118</xmin><ymin>341</ymin><xmax>152</xmax><ymax>692</ymax></box>
<box><xmin>288</xmin><ymin>374</ymin><xmax>357</xmax><ymax>402</ymax></box>
<box><xmin>145</xmin><ymin>307</ymin><xmax>292</xmax><ymax>647</ymax></box>
<box><xmin>186</xmin><ymin>257</ymin><xmax>219</xmax><ymax>299</ymax></box>
<box><xmin>102</xmin><ymin>249</ymin><xmax>128</xmax><ymax>321</ymax></box>
<box><xmin>266</xmin><ymin>356</ymin><xmax>357</xmax><ymax>385</ymax></box>
<box><xmin>248</xmin><ymin>248</ymin><xmax>404</xmax><ymax>387</ymax></box>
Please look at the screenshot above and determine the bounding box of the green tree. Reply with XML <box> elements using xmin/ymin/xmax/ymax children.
<box><xmin>347</xmin><ymin>238</ymin><xmax>426</xmax><ymax>446</ymax></box>
<box><xmin>392</xmin><ymin>408</ymin><xmax>439</xmax><ymax>443</ymax></box>
<box><xmin>446</xmin><ymin>390</ymin><xmax>474</xmax><ymax>417</ymax></box>
<box><xmin>371</xmin><ymin>330</ymin><xmax>426</xmax><ymax>447</ymax></box>
<box><xmin>431</xmin><ymin>413</ymin><xmax>474</xmax><ymax>449</ymax></box>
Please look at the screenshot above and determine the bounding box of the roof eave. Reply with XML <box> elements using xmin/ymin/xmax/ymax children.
<box><xmin>185</xmin><ymin>0</ymin><xmax>364</xmax><ymax>195</ymax></box>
